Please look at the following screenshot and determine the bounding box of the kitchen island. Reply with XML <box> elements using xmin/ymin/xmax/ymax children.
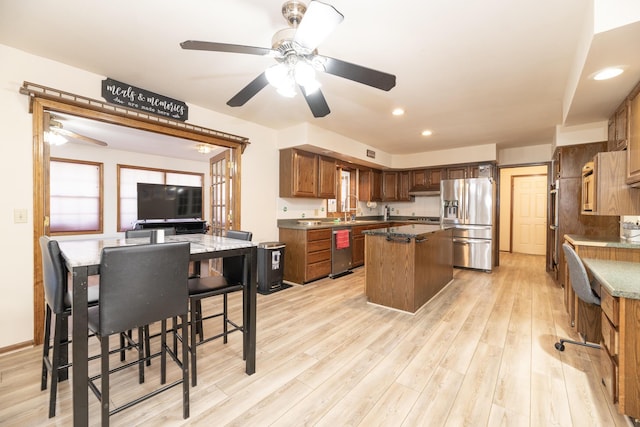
<box><xmin>363</xmin><ymin>224</ymin><xmax>453</xmax><ymax>313</ymax></box>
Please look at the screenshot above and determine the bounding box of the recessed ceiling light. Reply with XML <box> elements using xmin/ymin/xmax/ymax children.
<box><xmin>592</xmin><ymin>67</ymin><xmax>624</xmax><ymax>81</ymax></box>
<box><xmin>421</xmin><ymin>130</ymin><xmax>433</xmax><ymax>136</ymax></box>
<box><xmin>392</xmin><ymin>108</ymin><xmax>404</xmax><ymax>116</ymax></box>
<box><xmin>196</xmin><ymin>144</ymin><xmax>212</xmax><ymax>154</ymax></box>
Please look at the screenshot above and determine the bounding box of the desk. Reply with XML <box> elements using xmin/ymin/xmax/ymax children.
<box><xmin>58</xmin><ymin>234</ymin><xmax>258</xmax><ymax>426</ymax></box>
<box><xmin>581</xmin><ymin>258</ymin><xmax>640</xmax><ymax>420</ymax></box>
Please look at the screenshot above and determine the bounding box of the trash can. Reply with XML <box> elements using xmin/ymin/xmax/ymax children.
<box><xmin>257</xmin><ymin>242</ymin><xmax>286</xmax><ymax>294</ymax></box>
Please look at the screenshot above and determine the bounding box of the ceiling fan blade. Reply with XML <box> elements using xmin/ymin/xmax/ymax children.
<box><xmin>227</xmin><ymin>72</ymin><xmax>269</xmax><ymax>107</ymax></box>
<box><xmin>54</xmin><ymin>128</ymin><xmax>108</xmax><ymax>146</ymax></box>
<box><xmin>294</xmin><ymin>1</ymin><xmax>343</xmax><ymax>51</ymax></box>
<box><xmin>318</xmin><ymin>55</ymin><xmax>396</xmax><ymax>91</ymax></box>
<box><xmin>180</xmin><ymin>40</ymin><xmax>276</xmax><ymax>57</ymax></box>
<box><xmin>300</xmin><ymin>86</ymin><xmax>330</xmax><ymax>118</ymax></box>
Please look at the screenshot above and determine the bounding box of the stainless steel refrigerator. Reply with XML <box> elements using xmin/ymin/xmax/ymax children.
<box><xmin>441</xmin><ymin>177</ymin><xmax>495</xmax><ymax>271</ymax></box>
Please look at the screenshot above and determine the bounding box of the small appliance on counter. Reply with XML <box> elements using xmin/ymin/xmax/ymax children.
<box><xmin>622</xmin><ymin>221</ymin><xmax>640</xmax><ymax>243</ymax></box>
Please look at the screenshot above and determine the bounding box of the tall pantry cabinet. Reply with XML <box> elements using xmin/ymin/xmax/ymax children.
<box><xmin>551</xmin><ymin>141</ymin><xmax>619</xmax><ymax>290</ymax></box>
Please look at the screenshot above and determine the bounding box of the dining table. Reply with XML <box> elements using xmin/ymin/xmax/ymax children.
<box><xmin>57</xmin><ymin>233</ymin><xmax>258</xmax><ymax>426</ymax></box>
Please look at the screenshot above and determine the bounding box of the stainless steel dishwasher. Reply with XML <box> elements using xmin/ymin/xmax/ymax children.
<box><xmin>330</xmin><ymin>227</ymin><xmax>353</xmax><ymax>278</ymax></box>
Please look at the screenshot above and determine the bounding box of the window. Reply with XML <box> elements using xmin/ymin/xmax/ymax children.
<box><xmin>118</xmin><ymin>165</ymin><xmax>203</xmax><ymax>231</ymax></box>
<box><xmin>328</xmin><ymin>167</ymin><xmax>358</xmax><ymax>216</ymax></box>
<box><xmin>50</xmin><ymin>158</ymin><xmax>103</xmax><ymax>234</ymax></box>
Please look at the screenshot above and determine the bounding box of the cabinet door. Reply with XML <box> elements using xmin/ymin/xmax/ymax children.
<box><xmin>382</xmin><ymin>171</ymin><xmax>398</xmax><ymax>201</ymax></box>
<box><xmin>628</xmin><ymin>89</ymin><xmax>640</xmax><ymax>186</ymax></box>
<box><xmin>317</xmin><ymin>155</ymin><xmax>337</xmax><ymax>198</ymax></box>
<box><xmin>279</xmin><ymin>149</ymin><xmax>318</xmax><ymax>198</ymax></box>
<box><xmin>447</xmin><ymin>165</ymin><xmax>468</xmax><ymax>179</ymax></box>
<box><xmin>608</xmin><ymin>117</ymin><xmax>617</xmax><ymax>151</ymax></box>
<box><xmin>410</xmin><ymin>169</ymin><xmax>428</xmax><ymax>190</ymax></box>
<box><xmin>360</xmin><ymin>169</ymin><xmax>382</xmax><ymax>201</ymax></box>
<box><xmin>426</xmin><ymin>168</ymin><xmax>444</xmax><ymax>190</ymax></box>
<box><xmin>371</xmin><ymin>169</ymin><xmax>382</xmax><ymax>201</ymax></box>
<box><xmin>398</xmin><ymin>171</ymin><xmax>411</xmax><ymax>201</ymax></box>
<box><xmin>614</xmin><ymin>100</ymin><xmax>628</xmax><ymax>150</ymax></box>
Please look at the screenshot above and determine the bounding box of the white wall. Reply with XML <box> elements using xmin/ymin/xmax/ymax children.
<box><xmin>0</xmin><ymin>44</ymin><xmax>280</xmax><ymax>349</ymax></box>
<box><xmin>498</xmin><ymin>143</ymin><xmax>552</xmax><ymax>165</ymax></box>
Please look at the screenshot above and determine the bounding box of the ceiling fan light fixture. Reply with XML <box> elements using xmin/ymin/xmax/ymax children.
<box><xmin>294</xmin><ymin>61</ymin><xmax>319</xmax><ymax>89</ymax></box>
<box><xmin>265</xmin><ymin>63</ymin><xmax>290</xmax><ymax>88</ymax></box>
<box><xmin>293</xmin><ymin>1</ymin><xmax>344</xmax><ymax>51</ymax></box>
<box><xmin>196</xmin><ymin>144</ymin><xmax>212</xmax><ymax>154</ymax></box>
<box><xmin>44</xmin><ymin>131</ymin><xmax>68</xmax><ymax>146</ymax></box>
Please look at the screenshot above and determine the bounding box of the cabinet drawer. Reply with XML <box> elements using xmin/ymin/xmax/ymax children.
<box><xmin>308</xmin><ymin>228</ymin><xmax>331</xmax><ymax>241</ymax></box>
<box><xmin>307</xmin><ymin>239</ymin><xmax>330</xmax><ymax>253</ymax></box>
<box><xmin>307</xmin><ymin>260</ymin><xmax>331</xmax><ymax>280</ymax></box>
<box><xmin>600</xmin><ymin>287</ymin><xmax>619</xmax><ymax>327</ymax></box>
<box><xmin>601</xmin><ymin>312</ymin><xmax>619</xmax><ymax>357</ymax></box>
<box><xmin>600</xmin><ymin>348</ymin><xmax>618</xmax><ymax>403</ymax></box>
<box><xmin>307</xmin><ymin>249</ymin><xmax>330</xmax><ymax>264</ymax></box>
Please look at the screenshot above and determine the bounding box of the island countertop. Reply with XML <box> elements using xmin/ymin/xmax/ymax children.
<box><xmin>363</xmin><ymin>224</ymin><xmax>452</xmax><ymax>238</ymax></box>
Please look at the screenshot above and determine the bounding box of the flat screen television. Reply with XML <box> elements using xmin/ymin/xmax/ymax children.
<box><xmin>137</xmin><ymin>183</ymin><xmax>203</xmax><ymax>220</ymax></box>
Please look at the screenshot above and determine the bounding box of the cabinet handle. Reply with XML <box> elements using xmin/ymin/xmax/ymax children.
<box><xmin>386</xmin><ymin>236</ymin><xmax>411</xmax><ymax>243</ymax></box>
<box><xmin>415</xmin><ymin>237</ymin><xmax>428</xmax><ymax>243</ymax></box>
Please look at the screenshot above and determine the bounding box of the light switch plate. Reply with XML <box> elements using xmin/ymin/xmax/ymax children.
<box><xmin>14</xmin><ymin>208</ymin><xmax>28</xmax><ymax>223</ymax></box>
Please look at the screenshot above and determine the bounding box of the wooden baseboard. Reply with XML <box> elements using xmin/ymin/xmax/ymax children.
<box><xmin>0</xmin><ymin>340</ymin><xmax>33</xmax><ymax>355</ymax></box>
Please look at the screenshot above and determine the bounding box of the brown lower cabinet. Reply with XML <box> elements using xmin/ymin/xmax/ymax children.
<box><xmin>352</xmin><ymin>224</ymin><xmax>390</xmax><ymax>267</ymax></box>
<box><xmin>564</xmin><ymin>240</ymin><xmax>640</xmax><ymax>419</ymax></box>
<box><xmin>279</xmin><ymin>228</ymin><xmax>331</xmax><ymax>284</ymax></box>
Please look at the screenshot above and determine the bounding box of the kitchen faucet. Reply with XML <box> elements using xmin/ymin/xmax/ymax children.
<box><xmin>344</xmin><ymin>194</ymin><xmax>359</xmax><ymax>222</ymax></box>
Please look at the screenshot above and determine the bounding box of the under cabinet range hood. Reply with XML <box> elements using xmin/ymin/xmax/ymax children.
<box><xmin>408</xmin><ymin>189</ymin><xmax>441</xmax><ymax>196</ymax></box>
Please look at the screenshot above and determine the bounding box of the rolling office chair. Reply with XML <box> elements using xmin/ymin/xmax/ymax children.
<box><xmin>554</xmin><ymin>243</ymin><xmax>602</xmax><ymax>352</ymax></box>
<box><xmin>87</xmin><ymin>242</ymin><xmax>190</xmax><ymax>426</ymax></box>
<box><xmin>39</xmin><ymin>236</ymin><xmax>100</xmax><ymax>418</ymax></box>
<box><xmin>183</xmin><ymin>230</ymin><xmax>252</xmax><ymax>386</ymax></box>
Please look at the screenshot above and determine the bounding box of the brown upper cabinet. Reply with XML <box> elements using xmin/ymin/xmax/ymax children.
<box><xmin>582</xmin><ymin>151</ymin><xmax>640</xmax><ymax>215</ymax></box>
<box><xmin>359</xmin><ymin>168</ymin><xmax>382</xmax><ymax>202</ymax></box>
<box><xmin>410</xmin><ymin>168</ymin><xmax>444</xmax><ymax>191</ymax></box>
<box><xmin>446</xmin><ymin>164</ymin><xmax>483</xmax><ymax>179</ymax></box>
<box><xmin>608</xmin><ymin>99</ymin><xmax>629</xmax><ymax>152</ymax></box>
<box><xmin>279</xmin><ymin>148</ymin><xmax>336</xmax><ymax>198</ymax></box>
<box><xmin>628</xmin><ymin>86</ymin><xmax>640</xmax><ymax>187</ymax></box>
<box><xmin>398</xmin><ymin>171</ymin><xmax>412</xmax><ymax>201</ymax></box>
<box><xmin>382</xmin><ymin>171</ymin><xmax>398</xmax><ymax>201</ymax></box>
<box><xmin>317</xmin><ymin>155</ymin><xmax>337</xmax><ymax>198</ymax></box>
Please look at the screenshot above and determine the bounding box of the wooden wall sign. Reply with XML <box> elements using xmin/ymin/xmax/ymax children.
<box><xmin>101</xmin><ymin>78</ymin><xmax>189</xmax><ymax>121</ymax></box>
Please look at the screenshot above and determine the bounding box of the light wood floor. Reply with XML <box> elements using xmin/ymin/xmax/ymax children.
<box><xmin>0</xmin><ymin>252</ymin><xmax>635</xmax><ymax>426</ymax></box>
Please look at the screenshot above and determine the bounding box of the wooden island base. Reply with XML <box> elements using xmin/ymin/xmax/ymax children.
<box><xmin>364</xmin><ymin>226</ymin><xmax>453</xmax><ymax>313</ymax></box>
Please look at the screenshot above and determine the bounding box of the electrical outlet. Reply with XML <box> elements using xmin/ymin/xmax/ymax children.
<box><xmin>14</xmin><ymin>208</ymin><xmax>28</xmax><ymax>223</ymax></box>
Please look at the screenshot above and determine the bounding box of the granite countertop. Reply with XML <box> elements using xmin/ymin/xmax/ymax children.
<box><xmin>362</xmin><ymin>224</ymin><xmax>452</xmax><ymax>238</ymax></box>
<box><xmin>278</xmin><ymin>217</ymin><xmax>441</xmax><ymax>230</ymax></box>
<box><xmin>581</xmin><ymin>258</ymin><xmax>640</xmax><ymax>299</ymax></box>
<box><xmin>564</xmin><ymin>234</ymin><xmax>640</xmax><ymax>250</ymax></box>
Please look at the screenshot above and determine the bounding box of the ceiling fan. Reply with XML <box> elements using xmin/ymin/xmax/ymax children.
<box><xmin>44</xmin><ymin>112</ymin><xmax>108</xmax><ymax>147</ymax></box>
<box><xmin>180</xmin><ymin>0</ymin><xmax>396</xmax><ymax>118</ymax></box>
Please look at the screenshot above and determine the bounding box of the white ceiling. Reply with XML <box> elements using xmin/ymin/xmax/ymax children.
<box><xmin>1</xmin><ymin>0</ymin><xmax>640</xmax><ymax>160</ymax></box>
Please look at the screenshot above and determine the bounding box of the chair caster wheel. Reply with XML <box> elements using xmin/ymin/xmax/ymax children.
<box><xmin>555</xmin><ymin>342</ymin><xmax>565</xmax><ymax>352</ymax></box>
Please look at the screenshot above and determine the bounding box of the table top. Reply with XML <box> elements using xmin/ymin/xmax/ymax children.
<box><xmin>58</xmin><ymin>234</ymin><xmax>256</xmax><ymax>268</ymax></box>
<box><xmin>582</xmin><ymin>258</ymin><xmax>640</xmax><ymax>299</ymax></box>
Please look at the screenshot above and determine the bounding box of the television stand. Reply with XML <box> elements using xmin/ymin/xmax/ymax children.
<box><xmin>133</xmin><ymin>219</ymin><xmax>207</xmax><ymax>235</ymax></box>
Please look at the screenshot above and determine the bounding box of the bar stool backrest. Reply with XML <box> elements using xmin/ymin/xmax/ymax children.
<box><xmin>98</xmin><ymin>242</ymin><xmax>189</xmax><ymax>336</ymax></box>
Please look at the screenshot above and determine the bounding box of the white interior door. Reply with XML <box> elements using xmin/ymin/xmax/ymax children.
<box><xmin>512</xmin><ymin>175</ymin><xmax>547</xmax><ymax>255</ymax></box>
